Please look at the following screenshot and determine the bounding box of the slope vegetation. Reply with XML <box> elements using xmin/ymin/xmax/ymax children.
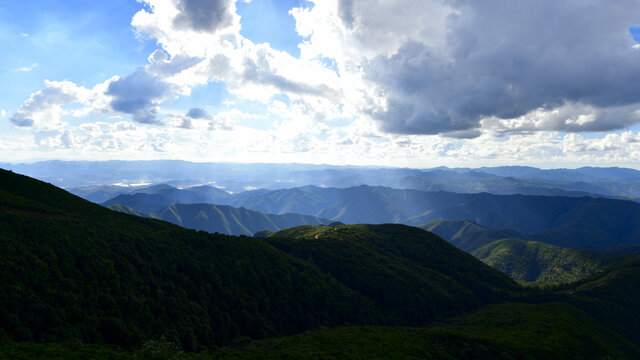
<box><xmin>0</xmin><ymin>169</ymin><xmax>376</xmax><ymax>350</ymax></box>
<box><xmin>266</xmin><ymin>224</ymin><xmax>517</xmax><ymax>325</ymax></box>
<box><xmin>2</xmin><ymin>168</ymin><xmax>640</xmax><ymax>358</ymax></box>
<box><xmin>472</xmin><ymin>238</ymin><xmax>623</xmax><ymax>283</ymax></box>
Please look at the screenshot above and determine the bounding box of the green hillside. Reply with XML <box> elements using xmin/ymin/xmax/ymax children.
<box><xmin>5</xmin><ymin>302</ymin><xmax>637</xmax><ymax>360</ymax></box>
<box><xmin>0</xmin><ymin>169</ymin><xmax>377</xmax><ymax>350</ymax></box>
<box><xmin>0</xmin><ymin>169</ymin><xmax>515</xmax><ymax>350</ymax></box>
<box><xmin>2</xmin><ymin>168</ymin><xmax>640</xmax><ymax>358</ymax></box>
<box><xmin>472</xmin><ymin>238</ymin><xmax>623</xmax><ymax>283</ymax></box>
<box><xmin>210</xmin><ymin>302</ymin><xmax>639</xmax><ymax>360</ymax></box>
<box><xmin>266</xmin><ymin>224</ymin><xmax>518</xmax><ymax>324</ymax></box>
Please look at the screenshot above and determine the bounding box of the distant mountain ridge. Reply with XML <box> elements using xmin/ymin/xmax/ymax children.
<box><xmin>101</xmin><ymin>184</ymin><xmax>640</xmax><ymax>252</ymax></box>
<box><xmin>110</xmin><ymin>202</ymin><xmax>332</xmax><ymax>236</ymax></box>
<box><xmin>5</xmin><ymin>160</ymin><xmax>640</xmax><ymax>198</ymax></box>
<box><xmin>3</xmin><ymin>168</ymin><xmax>640</xmax><ymax>358</ymax></box>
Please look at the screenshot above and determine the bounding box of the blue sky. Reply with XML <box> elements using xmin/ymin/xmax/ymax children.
<box><xmin>2</xmin><ymin>0</ymin><xmax>640</xmax><ymax>168</ymax></box>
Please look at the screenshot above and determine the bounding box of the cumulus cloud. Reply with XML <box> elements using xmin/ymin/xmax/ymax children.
<box><xmin>9</xmin><ymin>80</ymin><xmax>91</xmax><ymax>131</ymax></box>
<box><xmin>358</xmin><ymin>0</ymin><xmax>640</xmax><ymax>135</ymax></box>
<box><xmin>17</xmin><ymin>63</ymin><xmax>38</xmax><ymax>72</ymax></box>
<box><xmin>482</xmin><ymin>104</ymin><xmax>640</xmax><ymax>134</ymax></box>
<box><xmin>107</xmin><ymin>68</ymin><xmax>175</xmax><ymax>124</ymax></box>
<box><xmin>208</xmin><ymin>114</ymin><xmax>234</xmax><ymax>130</ymax></box>
<box><xmin>147</xmin><ymin>49</ymin><xmax>202</xmax><ymax>77</ymax></box>
<box><xmin>186</xmin><ymin>107</ymin><xmax>211</xmax><ymax>119</ymax></box>
<box><xmin>172</xmin><ymin>0</ymin><xmax>234</xmax><ymax>32</ymax></box>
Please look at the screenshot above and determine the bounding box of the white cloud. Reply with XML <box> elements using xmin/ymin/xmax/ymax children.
<box><xmin>8</xmin><ymin>0</ymin><xmax>640</xmax><ymax>169</ymax></box>
<box><xmin>17</xmin><ymin>63</ymin><xmax>38</xmax><ymax>72</ymax></box>
<box><xmin>9</xmin><ymin>80</ymin><xmax>92</xmax><ymax>131</ymax></box>
<box><xmin>293</xmin><ymin>0</ymin><xmax>640</xmax><ymax>136</ymax></box>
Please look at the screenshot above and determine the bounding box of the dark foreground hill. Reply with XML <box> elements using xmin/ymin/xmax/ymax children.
<box><xmin>0</xmin><ymin>169</ymin><xmax>514</xmax><ymax>348</ymax></box>
<box><xmin>264</xmin><ymin>225</ymin><xmax>517</xmax><ymax>325</ymax></box>
<box><xmin>1</xmin><ymin>168</ymin><xmax>640</xmax><ymax>359</ymax></box>
<box><xmin>0</xmin><ymin>169</ymin><xmax>376</xmax><ymax>350</ymax></box>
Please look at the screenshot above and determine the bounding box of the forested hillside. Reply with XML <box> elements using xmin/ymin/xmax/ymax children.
<box><xmin>2</xmin><ymin>168</ymin><xmax>640</xmax><ymax>359</ymax></box>
<box><xmin>472</xmin><ymin>238</ymin><xmax>623</xmax><ymax>283</ymax></box>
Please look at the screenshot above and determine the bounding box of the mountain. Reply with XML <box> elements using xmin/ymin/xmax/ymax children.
<box><xmin>98</xmin><ymin>183</ymin><xmax>231</xmax><ymax>209</ymax></box>
<box><xmin>228</xmin><ymin>186</ymin><xmax>640</xmax><ymax>252</ymax></box>
<box><xmin>102</xmin><ymin>193</ymin><xmax>177</xmax><ymax>213</ymax></box>
<box><xmin>472</xmin><ymin>238</ymin><xmax>624</xmax><ymax>283</ymax></box>
<box><xmin>0</xmin><ymin>169</ymin><xmax>378</xmax><ymax>350</ymax></box>
<box><xmin>2</xmin><ymin>168</ymin><xmax>640</xmax><ymax>358</ymax></box>
<box><xmin>265</xmin><ymin>225</ymin><xmax>517</xmax><ymax>325</ymax></box>
<box><xmin>423</xmin><ymin>219</ymin><xmax>527</xmax><ymax>252</ymax></box>
<box><xmin>7</xmin><ymin>160</ymin><xmax>640</xmax><ymax>199</ymax></box>
<box><xmin>209</xmin><ymin>303</ymin><xmax>639</xmax><ymax>360</ymax></box>
<box><xmin>111</xmin><ymin>203</ymin><xmax>333</xmax><ymax>236</ymax></box>
<box><xmin>100</xmin><ymin>184</ymin><xmax>640</xmax><ymax>252</ymax></box>
<box><xmin>0</xmin><ymin>168</ymin><xmax>518</xmax><ymax>349</ymax></box>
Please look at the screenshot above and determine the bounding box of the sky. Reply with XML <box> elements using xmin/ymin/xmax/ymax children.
<box><xmin>1</xmin><ymin>0</ymin><xmax>640</xmax><ymax>169</ymax></box>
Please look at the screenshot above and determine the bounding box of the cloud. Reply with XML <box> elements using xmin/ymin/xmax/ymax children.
<box><xmin>208</xmin><ymin>114</ymin><xmax>234</xmax><ymax>130</ymax></box>
<box><xmin>293</xmin><ymin>0</ymin><xmax>640</xmax><ymax>136</ymax></box>
<box><xmin>9</xmin><ymin>80</ymin><xmax>90</xmax><ymax>131</ymax></box>
<box><xmin>177</xmin><ymin>117</ymin><xmax>194</xmax><ymax>129</ymax></box>
<box><xmin>361</xmin><ymin>0</ymin><xmax>640</xmax><ymax>135</ymax></box>
<box><xmin>172</xmin><ymin>0</ymin><xmax>234</xmax><ymax>32</ymax></box>
<box><xmin>17</xmin><ymin>63</ymin><xmax>38</xmax><ymax>72</ymax></box>
<box><xmin>107</xmin><ymin>68</ymin><xmax>175</xmax><ymax>124</ymax></box>
<box><xmin>147</xmin><ymin>49</ymin><xmax>202</xmax><ymax>77</ymax></box>
<box><xmin>482</xmin><ymin>103</ymin><xmax>640</xmax><ymax>134</ymax></box>
<box><xmin>186</xmin><ymin>107</ymin><xmax>211</xmax><ymax>119</ymax></box>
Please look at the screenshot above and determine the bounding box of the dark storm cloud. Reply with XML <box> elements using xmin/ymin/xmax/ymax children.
<box><xmin>365</xmin><ymin>0</ymin><xmax>640</xmax><ymax>136</ymax></box>
<box><xmin>107</xmin><ymin>68</ymin><xmax>173</xmax><ymax>124</ymax></box>
<box><xmin>173</xmin><ymin>0</ymin><xmax>233</xmax><ymax>32</ymax></box>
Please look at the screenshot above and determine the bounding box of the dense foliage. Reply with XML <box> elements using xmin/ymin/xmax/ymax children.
<box><xmin>3</xmin><ymin>303</ymin><xmax>637</xmax><ymax>360</ymax></box>
<box><xmin>2</xmin><ymin>168</ymin><xmax>640</xmax><ymax>359</ymax></box>
<box><xmin>472</xmin><ymin>238</ymin><xmax>623</xmax><ymax>283</ymax></box>
<box><xmin>0</xmin><ymin>170</ymin><xmax>376</xmax><ymax>350</ymax></box>
<box><xmin>263</xmin><ymin>225</ymin><xmax>512</xmax><ymax>325</ymax></box>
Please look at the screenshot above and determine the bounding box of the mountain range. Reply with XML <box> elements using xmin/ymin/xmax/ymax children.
<box><xmin>102</xmin><ymin>183</ymin><xmax>640</xmax><ymax>252</ymax></box>
<box><xmin>1</xmin><ymin>168</ymin><xmax>640</xmax><ymax>358</ymax></box>
<box><xmin>110</xmin><ymin>202</ymin><xmax>332</xmax><ymax>236</ymax></box>
<box><xmin>4</xmin><ymin>160</ymin><xmax>640</xmax><ymax>199</ymax></box>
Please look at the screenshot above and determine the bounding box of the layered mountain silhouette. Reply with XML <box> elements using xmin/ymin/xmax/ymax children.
<box><xmin>111</xmin><ymin>202</ymin><xmax>332</xmax><ymax>236</ymax></box>
<box><xmin>7</xmin><ymin>160</ymin><xmax>640</xmax><ymax>199</ymax></box>
<box><xmin>103</xmin><ymin>184</ymin><xmax>640</xmax><ymax>252</ymax></box>
<box><xmin>1</xmin><ymin>168</ymin><xmax>640</xmax><ymax>358</ymax></box>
